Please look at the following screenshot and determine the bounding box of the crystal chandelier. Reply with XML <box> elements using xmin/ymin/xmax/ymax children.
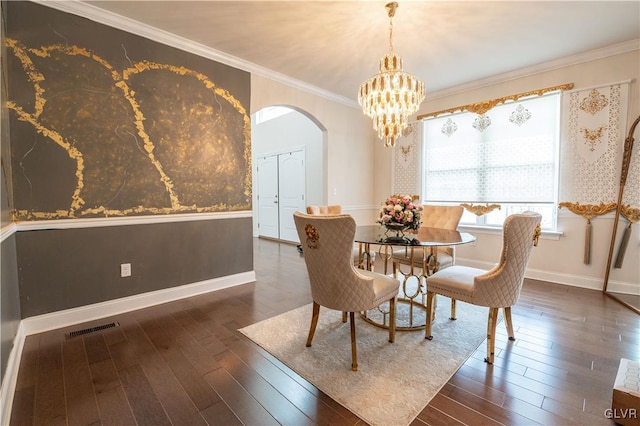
<box><xmin>358</xmin><ymin>2</ymin><xmax>425</xmax><ymax>147</ymax></box>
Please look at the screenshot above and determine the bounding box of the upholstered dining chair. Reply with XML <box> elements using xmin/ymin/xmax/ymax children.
<box><xmin>391</xmin><ymin>205</ymin><xmax>464</xmax><ymax>277</ymax></box>
<box><xmin>303</xmin><ymin>205</ymin><xmax>375</xmax><ymax>268</ymax></box>
<box><xmin>297</xmin><ymin>205</ymin><xmax>344</xmax><ymax>254</ymax></box>
<box><xmin>424</xmin><ymin>211</ymin><xmax>542</xmax><ymax>364</ymax></box>
<box><xmin>306</xmin><ymin>205</ymin><xmax>342</xmax><ymax>215</ymax></box>
<box><xmin>293</xmin><ymin>211</ymin><xmax>400</xmax><ymax>371</ymax></box>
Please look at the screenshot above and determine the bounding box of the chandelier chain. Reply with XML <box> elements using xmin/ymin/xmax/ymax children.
<box><xmin>389</xmin><ymin>16</ymin><xmax>394</xmax><ymax>53</ymax></box>
<box><xmin>358</xmin><ymin>1</ymin><xmax>425</xmax><ymax>147</ymax></box>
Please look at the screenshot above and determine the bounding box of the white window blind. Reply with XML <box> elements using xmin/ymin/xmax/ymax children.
<box><xmin>422</xmin><ymin>92</ymin><xmax>560</xmax><ymax>227</ymax></box>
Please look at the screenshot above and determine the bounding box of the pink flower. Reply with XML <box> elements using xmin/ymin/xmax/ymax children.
<box><xmin>375</xmin><ymin>195</ymin><xmax>423</xmax><ymax>230</ymax></box>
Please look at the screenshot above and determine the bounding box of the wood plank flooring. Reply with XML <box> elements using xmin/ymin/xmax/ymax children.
<box><xmin>9</xmin><ymin>237</ymin><xmax>639</xmax><ymax>425</ymax></box>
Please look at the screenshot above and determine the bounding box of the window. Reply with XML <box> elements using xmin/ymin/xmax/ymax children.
<box><xmin>422</xmin><ymin>92</ymin><xmax>560</xmax><ymax>229</ymax></box>
<box><xmin>255</xmin><ymin>106</ymin><xmax>294</xmax><ymax>124</ymax></box>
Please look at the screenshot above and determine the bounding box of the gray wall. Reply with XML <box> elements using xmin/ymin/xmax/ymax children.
<box><xmin>16</xmin><ymin>218</ymin><xmax>252</xmax><ymax>318</ymax></box>
<box><xmin>1</xmin><ymin>235</ymin><xmax>20</xmax><ymax>384</ymax></box>
<box><xmin>0</xmin><ymin>0</ymin><xmax>255</xmax><ymax>390</ymax></box>
<box><xmin>0</xmin><ymin>0</ymin><xmax>21</xmax><ymax>386</ymax></box>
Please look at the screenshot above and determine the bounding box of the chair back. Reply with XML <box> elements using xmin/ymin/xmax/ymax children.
<box><xmin>475</xmin><ymin>211</ymin><xmax>542</xmax><ymax>307</ymax></box>
<box><xmin>421</xmin><ymin>205</ymin><xmax>464</xmax><ymax>229</ymax></box>
<box><xmin>293</xmin><ymin>212</ymin><xmax>377</xmax><ymax>312</ymax></box>
<box><xmin>418</xmin><ymin>205</ymin><xmax>464</xmax><ymax>257</ymax></box>
<box><xmin>306</xmin><ymin>205</ymin><xmax>342</xmax><ymax>215</ymax></box>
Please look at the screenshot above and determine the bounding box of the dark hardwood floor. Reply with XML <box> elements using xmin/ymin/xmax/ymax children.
<box><xmin>9</xmin><ymin>237</ymin><xmax>639</xmax><ymax>425</ymax></box>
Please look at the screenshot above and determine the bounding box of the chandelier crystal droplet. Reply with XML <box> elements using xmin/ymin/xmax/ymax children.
<box><xmin>358</xmin><ymin>2</ymin><xmax>425</xmax><ymax>147</ymax></box>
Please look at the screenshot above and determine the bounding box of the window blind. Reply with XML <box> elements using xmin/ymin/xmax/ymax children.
<box><xmin>423</xmin><ymin>93</ymin><xmax>560</xmax><ymax>204</ymax></box>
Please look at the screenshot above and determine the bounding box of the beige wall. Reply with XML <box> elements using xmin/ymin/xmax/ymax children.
<box><xmin>412</xmin><ymin>49</ymin><xmax>640</xmax><ymax>292</ymax></box>
<box><xmin>251</xmin><ymin>75</ymin><xmax>378</xmax><ymax>225</ymax></box>
<box><xmin>253</xmin><ymin>49</ymin><xmax>639</xmax><ymax>293</ymax></box>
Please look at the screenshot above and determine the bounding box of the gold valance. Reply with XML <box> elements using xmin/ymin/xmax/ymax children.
<box><xmin>417</xmin><ymin>83</ymin><xmax>574</xmax><ymax>120</ymax></box>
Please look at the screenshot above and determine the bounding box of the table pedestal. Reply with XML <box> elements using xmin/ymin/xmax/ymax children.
<box><xmin>353</xmin><ymin>226</ymin><xmax>475</xmax><ymax>331</ymax></box>
<box><xmin>358</xmin><ymin>244</ymin><xmax>432</xmax><ymax>331</ymax></box>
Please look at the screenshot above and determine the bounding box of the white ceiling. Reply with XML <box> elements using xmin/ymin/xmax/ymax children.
<box><xmin>82</xmin><ymin>1</ymin><xmax>639</xmax><ymax>104</ymax></box>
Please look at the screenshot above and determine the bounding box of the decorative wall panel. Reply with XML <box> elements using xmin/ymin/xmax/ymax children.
<box><xmin>560</xmin><ymin>82</ymin><xmax>630</xmax><ymax>204</ymax></box>
<box><xmin>392</xmin><ymin>121</ymin><xmax>421</xmax><ymax>196</ymax></box>
<box><xmin>5</xmin><ymin>2</ymin><xmax>251</xmax><ymax>220</ymax></box>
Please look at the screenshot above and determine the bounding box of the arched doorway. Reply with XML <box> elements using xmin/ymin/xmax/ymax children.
<box><xmin>251</xmin><ymin>106</ymin><xmax>326</xmax><ymax>243</ymax></box>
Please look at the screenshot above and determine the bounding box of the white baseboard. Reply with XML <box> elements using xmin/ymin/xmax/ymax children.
<box><xmin>457</xmin><ymin>257</ymin><xmax>607</xmax><ymax>291</ymax></box>
<box><xmin>606</xmin><ymin>280</ymin><xmax>640</xmax><ymax>295</ymax></box>
<box><xmin>21</xmin><ymin>271</ymin><xmax>255</xmax><ymax>336</ymax></box>
<box><xmin>1</xmin><ymin>323</ymin><xmax>25</xmax><ymax>426</ymax></box>
<box><xmin>0</xmin><ymin>271</ymin><xmax>255</xmax><ymax>425</ymax></box>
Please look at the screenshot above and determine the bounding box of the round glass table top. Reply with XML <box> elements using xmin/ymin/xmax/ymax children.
<box><xmin>354</xmin><ymin>225</ymin><xmax>476</xmax><ymax>246</ymax></box>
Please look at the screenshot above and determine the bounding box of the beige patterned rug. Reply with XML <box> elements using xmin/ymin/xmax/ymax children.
<box><xmin>239</xmin><ymin>296</ymin><xmax>492</xmax><ymax>426</ymax></box>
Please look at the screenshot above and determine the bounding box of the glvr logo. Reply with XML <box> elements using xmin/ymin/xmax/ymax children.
<box><xmin>605</xmin><ymin>408</ymin><xmax>638</xmax><ymax>419</ymax></box>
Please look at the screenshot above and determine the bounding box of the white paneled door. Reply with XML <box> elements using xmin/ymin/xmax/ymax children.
<box><xmin>257</xmin><ymin>150</ymin><xmax>305</xmax><ymax>242</ymax></box>
<box><xmin>257</xmin><ymin>155</ymin><xmax>279</xmax><ymax>239</ymax></box>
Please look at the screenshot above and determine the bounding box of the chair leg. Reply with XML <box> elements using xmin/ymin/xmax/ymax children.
<box><xmin>388</xmin><ymin>297</ymin><xmax>396</xmax><ymax>343</ymax></box>
<box><xmin>306</xmin><ymin>302</ymin><xmax>320</xmax><ymax>347</ymax></box>
<box><xmin>450</xmin><ymin>299</ymin><xmax>457</xmax><ymax>320</ymax></box>
<box><xmin>392</xmin><ymin>261</ymin><xmax>398</xmax><ymax>278</ymax></box>
<box><xmin>342</xmin><ymin>312</ymin><xmax>347</xmax><ymax>323</ymax></box>
<box><xmin>485</xmin><ymin>307</ymin><xmax>499</xmax><ymax>364</ymax></box>
<box><xmin>425</xmin><ymin>291</ymin><xmax>436</xmax><ymax>340</ymax></box>
<box><xmin>504</xmin><ymin>307</ymin><xmax>515</xmax><ymax>341</ymax></box>
<box><xmin>349</xmin><ymin>312</ymin><xmax>358</xmax><ymax>371</ymax></box>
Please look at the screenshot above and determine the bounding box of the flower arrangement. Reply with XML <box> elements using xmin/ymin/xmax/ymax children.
<box><xmin>375</xmin><ymin>195</ymin><xmax>423</xmax><ymax>231</ymax></box>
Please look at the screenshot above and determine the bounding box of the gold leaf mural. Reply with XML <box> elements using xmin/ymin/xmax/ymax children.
<box><xmin>6</xmin><ymin>30</ymin><xmax>251</xmax><ymax>220</ymax></box>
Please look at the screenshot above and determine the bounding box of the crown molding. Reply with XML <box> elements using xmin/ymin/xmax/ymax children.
<box><xmin>427</xmin><ymin>39</ymin><xmax>640</xmax><ymax>102</ymax></box>
<box><xmin>26</xmin><ymin>2</ymin><xmax>640</xmax><ymax>113</ymax></box>
<box><xmin>32</xmin><ymin>0</ymin><xmax>359</xmax><ymax>109</ymax></box>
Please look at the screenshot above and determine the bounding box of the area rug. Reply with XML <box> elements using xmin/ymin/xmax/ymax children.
<box><xmin>239</xmin><ymin>296</ymin><xmax>492</xmax><ymax>426</ymax></box>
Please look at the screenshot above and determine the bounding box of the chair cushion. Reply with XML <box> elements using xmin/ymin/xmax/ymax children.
<box><xmin>356</xmin><ymin>269</ymin><xmax>400</xmax><ymax>306</ymax></box>
<box><xmin>427</xmin><ymin>265</ymin><xmax>487</xmax><ymax>303</ymax></box>
<box><xmin>391</xmin><ymin>248</ymin><xmax>453</xmax><ymax>271</ymax></box>
<box><xmin>426</xmin><ymin>212</ymin><xmax>542</xmax><ymax>309</ymax></box>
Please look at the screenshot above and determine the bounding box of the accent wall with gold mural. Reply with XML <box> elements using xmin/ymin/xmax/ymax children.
<box><xmin>5</xmin><ymin>1</ymin><xmax>251</xmax><ymax>221</ymax></box>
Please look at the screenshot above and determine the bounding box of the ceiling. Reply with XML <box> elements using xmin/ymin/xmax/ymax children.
<box><xmin>83</xmin><ymin>1</ymin><xmax>639</xmax><ymax>104</ymax></box>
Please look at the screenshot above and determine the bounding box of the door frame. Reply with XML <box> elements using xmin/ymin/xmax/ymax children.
<box><xmin>254</xmin><ymin>146</ymin><xmax>306</xmax><ymax>241</ymax></box>
<box><xmin>251</xmin><ymin>105</ymin><xmax>328</xmax><ymax>238</ymax></box>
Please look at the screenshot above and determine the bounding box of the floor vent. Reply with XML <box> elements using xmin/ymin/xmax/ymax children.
<box><xmin>68</xmin><ymin>321</ymin><xmax>119</xmax><ymax>339</ymax></box>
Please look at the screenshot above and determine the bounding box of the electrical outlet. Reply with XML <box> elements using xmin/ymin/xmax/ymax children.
<box><xmin>120</xmin><ymin>263</ymin><xmax>131</xmax><ymax>277</ymax></box>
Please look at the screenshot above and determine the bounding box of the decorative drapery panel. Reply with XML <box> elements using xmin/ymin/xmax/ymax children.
<box><xmin>560</xmin><ymin>81</ymin><xmax>630</xmax><ymax>204</ymax></box>
<box><xmin>559</xmin><ymin>81</ymin><xmax>630</xmax><ymax>264</ymax></box>
<box><xmin>392</xmin><ymin>121</ymin><xmax>422</xmax><ymax>196</ymax></box>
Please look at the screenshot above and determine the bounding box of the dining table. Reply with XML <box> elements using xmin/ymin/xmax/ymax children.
<box><xmin>354</xmin><ymin>225</ymin><xmax>476</xmax><ymax>331</ymax></box>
